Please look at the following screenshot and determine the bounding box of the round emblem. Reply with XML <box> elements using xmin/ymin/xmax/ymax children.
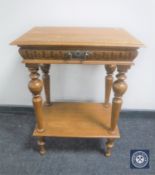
<box><xmin>131</xmin><ymin>151</ymin><xmax>149</xmax><ymax>168</ymax></box>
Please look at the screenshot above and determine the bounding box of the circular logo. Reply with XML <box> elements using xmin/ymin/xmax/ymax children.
<box><xmin>131</xmin><ymin>151</ymin><xmax>149</xmax><ymax>168</ymax></box>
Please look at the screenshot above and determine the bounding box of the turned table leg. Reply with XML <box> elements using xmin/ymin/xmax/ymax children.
<box><xmin>40</xmin><ymin>64</ymin><xmax>51</xmax><ymax>106</ymax></box>
<box><xmin>26</xmin><ymin>64</ymin><xmax>44</xmax><ymax>132</ymax></box>
<box><xmin>105</xmin><ymin>138</ymin><xmax>115</xmax><ymax>157</ymax></box>
<box><xmin>104</xmin><ymin>65</ymin><xmax>116</xmax><ymax>107</ymax></box>
<box><xmin>38</xmin><ymin>136</ymin><xmax>46</xmax><ymax>155</ymax></box>
<box><xmin>111</xmin><ymin>65</ymin><xmax>131</xmax><ymax>131</ymax></box>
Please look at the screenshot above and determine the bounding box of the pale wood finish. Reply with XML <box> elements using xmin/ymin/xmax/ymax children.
<box><xmin>33</xmin><ymin>103</ymin><xmax>120</xmax><ymax>138</ymax></box>
<box><xmin>105</xmin><ymin>138</ymin><xmax>115</xmax><ymax>157</ymax></box>
<box><xmin>104</xmin><ymin>65</ymin><xmax>116</xmax><ymax>107</ymax></box>
<box><xmin>111</xmin><ymin>65</ymin><xmax>130</xmax><ymax>131</ymax></box>
<box><xmin>26</xmin><ymin>64</ymin><xmax>44</xmax><ymax>132</ymax></box>
<box><xmin>11</xmin><ymin>27</ymin><xmax>143</xmax><ymax>156</ymax></box>
<box><xmin>11</xmin><ymin>27</ymin><xmax>143</xmax><ymax>47</ymax></box>
<box><xmin>40</xmin><ymin>64</ymin><xmax>51</xmax><ymax>106</ymax></box>
<box><xmin>22</xmin><ymin>59</ymin><xmax>134</xmax><ymax>65</ymax></box>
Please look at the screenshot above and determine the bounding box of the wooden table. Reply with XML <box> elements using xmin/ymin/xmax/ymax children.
<box><xmin>11</xmin><ymin>27</ymin><xmax>143</xmax><ymax>157</ymax></box>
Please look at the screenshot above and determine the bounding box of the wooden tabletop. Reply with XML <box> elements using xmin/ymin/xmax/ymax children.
<box><xmin>11</xmin><ymin>27</ymin><xmax>144</xmax><ymax>48</ymax></box>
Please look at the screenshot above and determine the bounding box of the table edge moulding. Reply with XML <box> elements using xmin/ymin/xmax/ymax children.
<box><xmin>11</xmin><ymin>27</ymin><xmax>144</xmax><ymax>157</ymax></box>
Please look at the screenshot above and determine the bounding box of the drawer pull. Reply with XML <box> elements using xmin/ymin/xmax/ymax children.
<box><xmin>66</xmin><ymin>51</ymin><xmax>89</xmax><ymax>60</ymax></box>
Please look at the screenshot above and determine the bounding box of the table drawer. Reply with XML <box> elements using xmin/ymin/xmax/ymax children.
<box><xmin>19</xmin><ymin>48</ymin><xmax>138</xmax><ymax>62</ymax></box>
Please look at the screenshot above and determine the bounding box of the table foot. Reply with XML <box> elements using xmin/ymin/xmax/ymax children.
<box><xmin>104</xmin><ymin>138</ymin><xmax>115</xmax><ymax>157</ymax></box>
<box><xmin>37</xmin><ymin>136</ymin><xmax>46</xmax><ymax>155</ymax></box>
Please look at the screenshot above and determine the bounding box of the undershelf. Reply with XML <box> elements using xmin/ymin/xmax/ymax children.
<box><xmin>33</xmin><ymin>102</ymin><xmax>120</xmax><ymax>138</ymax></box>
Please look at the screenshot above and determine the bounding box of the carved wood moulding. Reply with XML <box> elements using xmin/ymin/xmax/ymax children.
<box><xmin>19</xmin><ymin>48</ymin><xmax>138</xmax><ymax>62</ymax></box>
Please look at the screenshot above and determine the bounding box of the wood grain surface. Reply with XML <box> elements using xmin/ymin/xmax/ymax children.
<box><xmin>11</xmin><ymin>27</ymin><xmax>144</xmax><ymax>47</ymax></box>
<box><xmin>33</xmin><ymin>102</ymin><xmax>120</xmax><ymax>138</ymax></box>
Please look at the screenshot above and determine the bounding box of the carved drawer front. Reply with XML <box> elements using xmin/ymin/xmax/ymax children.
<box><xmin>19</xmin><ymin>48</ymin><xmax>138</xmax><ymax>62</ymax></box>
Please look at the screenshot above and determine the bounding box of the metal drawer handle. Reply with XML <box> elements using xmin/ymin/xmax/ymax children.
<box><xmin>66</xmin><ymin>51</ymin><xmax>90</xmax><ymax>60</ymax></box>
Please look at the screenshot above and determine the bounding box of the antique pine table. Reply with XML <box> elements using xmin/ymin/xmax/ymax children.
<box><xmin>11</xmin><ymin>27</ymin><xmax>143</xmax><ymax>157</ymax></box>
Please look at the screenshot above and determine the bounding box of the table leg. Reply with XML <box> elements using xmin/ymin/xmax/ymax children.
<box><xmin>105</xmin><ymin>138</ymin><xmax>115</xmax><ymax>157</ymax></box>
<box><xmin>37</xmin><ymin>136</ymin><xmax>46</xmax><ymax>155</ymax></box>
<box><xmin>40</xmin><ymin>64</ymin><xmax>51</xmax><ymax>106</ymax></box>
<box><xmin>26</xmin><ymin>64</ymin><xmax>44</xmax><ymax>132</ymax></box>
<box><xmin>111</xmin><ymin>65</ymin><xmax>131</xmax><ymax>131</ymax></box>
<box><xmin>104</xmin><ymin>65</ymin><xmax>116</xmax><ymax>107</ymax></box>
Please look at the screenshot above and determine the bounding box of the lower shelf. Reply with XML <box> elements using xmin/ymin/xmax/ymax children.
<box><xmin>33</xmin><ymin>102</ymin><xmax>120</xmax><ymax>138</ymax></box>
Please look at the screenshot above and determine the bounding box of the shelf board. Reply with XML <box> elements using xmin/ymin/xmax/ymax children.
<box><xmin>33</xmin><ymin>102</ymin><xmax>120</xmax><ymax>138</ymax></box>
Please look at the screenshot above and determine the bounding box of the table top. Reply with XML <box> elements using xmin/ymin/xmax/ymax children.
<box><xmin>11</xmin><ymin>27</ymin><xmax>144</xmax><ymax>48</ymax></box>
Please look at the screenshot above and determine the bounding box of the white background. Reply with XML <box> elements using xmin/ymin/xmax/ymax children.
<box><xmin>0</xmin><ymin>0</ymin><xmax>154</xmax><ymax>109</ymax></box>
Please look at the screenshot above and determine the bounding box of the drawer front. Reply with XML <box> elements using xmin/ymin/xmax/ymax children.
<box><xmin>19</xmin><ymin>48</ymin><xmax>138</xmax><ymax>62</ymax></box>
